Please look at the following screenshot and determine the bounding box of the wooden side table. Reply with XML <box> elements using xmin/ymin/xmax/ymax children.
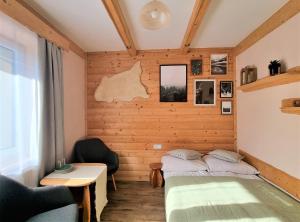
<box><xmin>40</xmin><ymin>163</ymin><xmax>107</xmax><ymax>222</ymax></box>
<box><xmin>149</xmin><ymin>162</ymin><xmax>163</xmax><ymax>188</ymax></box>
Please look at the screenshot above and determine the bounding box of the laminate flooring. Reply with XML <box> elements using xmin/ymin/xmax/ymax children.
<box><xmin>101</xmin><ymin>181</ymin><xmax>165</xmax><ymax>222</ymax></box>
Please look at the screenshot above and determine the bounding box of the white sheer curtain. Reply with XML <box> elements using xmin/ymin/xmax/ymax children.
<box><xmin>0</xmin><ymin>12</ymin><xmax>40</xmax><ymax>187</ymax></box>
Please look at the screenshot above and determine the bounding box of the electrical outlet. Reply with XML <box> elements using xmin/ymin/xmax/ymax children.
<box><xmin>153</xmin><ymin>144</ymin><xmax>162</xmax><ymax>150</ymax></box>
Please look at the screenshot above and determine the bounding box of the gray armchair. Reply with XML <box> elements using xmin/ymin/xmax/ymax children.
<box><xmin>0</xmin><ymin>175</ymin><xmax>78</xmax><ymax>222</ymax></box>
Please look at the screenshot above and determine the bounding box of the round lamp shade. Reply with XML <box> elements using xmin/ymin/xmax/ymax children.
<box><xmin>140</xmin><ymin>0</ymin><xmax>171</xmax><ymax>30</ymax></box>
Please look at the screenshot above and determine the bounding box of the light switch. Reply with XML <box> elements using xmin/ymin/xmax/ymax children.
<box><xmin>153</xmin><ymin>144</ymin><xmax>162</xmax><ymax>150</ymax></box>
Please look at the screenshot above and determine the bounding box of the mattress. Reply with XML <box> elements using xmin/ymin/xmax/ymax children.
<box><xmin>165</xmin><ymin>176</ymin><xmax>300</xmax><ymax>222</ymax></box>
<box><xmin>163</xmin><ymin>171</ymin><xmax>260</xmax><ymax>180</ymax></box>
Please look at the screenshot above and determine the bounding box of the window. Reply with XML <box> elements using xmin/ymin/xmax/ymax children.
<box><xmin>0</xmin><ymin>12</ymin><xmax>40</xmax><ymax>186</ymax></box>
<box><xmin>0</xmin><ymin>45</ymin><xmax>16</xmax><ymax>150</ymax></box>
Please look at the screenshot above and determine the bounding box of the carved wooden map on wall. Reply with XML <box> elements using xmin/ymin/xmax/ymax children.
<box><xmin>94</xmin><ymin>61</ymin><xmax>149</xmax><ymax>102</ymax></box>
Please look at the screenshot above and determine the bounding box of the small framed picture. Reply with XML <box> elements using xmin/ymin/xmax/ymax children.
<box><xmin>211</xmin><ymin>54</ymin><xmax>228</xmax><ymax>75</ymax></box>
<box><xmin>220</xmin><ymin>81</ymin><xmax>233</xmax><ymax>98</ymax></box>
<box><xmin>194</xmin><ymin>79</ymin><xmax>216</xmax><ymax>106</ymax></box>
<box><xmin>160</xmin><ymin>64</ymin><xmax>187</xmax><ymax>102</ymax></box>
<box><xmin>221</xmin><ymin>101</ymin><xmax>232</xmax><ymax>115</ymax></box>
<box><xmin>191</xmin><ymin>59</ymin><xmax>202</xmax><ymax>75</ymax></box>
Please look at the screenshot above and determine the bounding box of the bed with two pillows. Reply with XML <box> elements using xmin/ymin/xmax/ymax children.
<box><xmin>162</xmin><ymin>149</ymin><xmax>300</xmax><ymax>222</ymax></box>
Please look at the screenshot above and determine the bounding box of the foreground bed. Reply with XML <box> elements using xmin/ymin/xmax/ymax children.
<box><xmin>165</xmin><ymin>176</ymin><xmax>300</xmax><ymax>222</ymax></box>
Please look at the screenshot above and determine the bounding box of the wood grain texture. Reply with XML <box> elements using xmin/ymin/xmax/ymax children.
<box><xmin>181</xmin><ymin>0</ymin><xmax>211</xmax><ymax>53</ymax></box>
<box><xmin>234</xmin><ymin>0</ymin><xmax>300</xmax><ymax>56</ymax></box>
<box><xmin>240</xmin><ymin>149</ymin><xmax>300</xmax><ymax>200</ymax></box>
<box><xmin>280</xmin><ymin>97</ymin><xmax>300</xmax><ymax>115</ymax></box>
<box><xmin>0</xmin><ymin>0</ymin><xmax>86</xmax><ymax>58</ymax></box>
<box><xmin>102</xmin><ymin>0</ymin><xmax>136</xmax><ymax>56</ymax></box>
<box><xmin>101</xmin><ymin>181</ymin><xmax>165</xmax><ymax>222</ymax></box>
<box><xmin>87</xmin><ymin>48</ymin><xmax>236</xmax><ymax>181</ymax></box>
<box><xmin>15</xmin><ymin>0</ymin><xmax>86</xmax><ymax>59</ymax></box>
<box><xmin>237</xmin><ymin>72</ymin><xmax>300</xmax><ymax>92</ymax></box>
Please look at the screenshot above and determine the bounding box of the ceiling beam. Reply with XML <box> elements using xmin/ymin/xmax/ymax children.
<box><xmin>102</xmin><ymin>0</ymin><xmax>136</xmax><ymax>56</ymax></box>
<box><xmin>181</xmin><ymin>0</ymin><xmax>211</xmax><ymax>53</ymax></box>
<box><xmin>234</xmin><ymin>0</ymin><xmax>300</xmax><ymax>56</ymax></box>
<box><xmin>17</xmin><ymin>0</ymin><xmax>86</xmax><ymax>59</ymax></box>
<box><xmin>0</xmin><ymin>0</ymin><xmax>86</xmax><ymax>58</ymax></box>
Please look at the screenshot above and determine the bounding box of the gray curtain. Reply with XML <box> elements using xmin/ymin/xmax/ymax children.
<box><xmin>38</xmin><ymin>37</ymin><xmax>64</xmax><ymax>178</ymax></box>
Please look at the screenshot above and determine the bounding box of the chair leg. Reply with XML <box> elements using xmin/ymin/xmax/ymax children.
<box><xmin>111</xmin><ymin>174</ymin><xmax>117</xmax><ymax>191</ymax></box>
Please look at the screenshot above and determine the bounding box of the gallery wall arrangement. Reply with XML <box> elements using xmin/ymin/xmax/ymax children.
<box><xmin>87</xmin><ymin>49</ymin><xmax>236</xmax><ymax>181</ymax></box>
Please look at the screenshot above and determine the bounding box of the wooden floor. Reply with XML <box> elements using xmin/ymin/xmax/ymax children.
<box><xmin>101</xmin><ymin>181</ymin><xmax>165</xmax><ymax>222</ymax></box>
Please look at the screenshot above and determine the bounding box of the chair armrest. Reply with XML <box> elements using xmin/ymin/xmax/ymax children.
<box><xmin>31</xmin><ymin>186</ymin><xmax>75</xmax><ymax>214</ymax></box>
<box><xmin>107</xmin><ymin>151</ymin><xmax>119</xmax><ymax>169</ymax></box>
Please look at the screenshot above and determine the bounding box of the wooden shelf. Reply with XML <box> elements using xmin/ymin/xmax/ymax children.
<box><xmin>238</xmin><ymin>66</ymin><xmax>300</xmax><ymax>92</ymax></box>
<box><xmin>280</xmin><ymin>98</ymin><xmax>300</xmax><ymax>115</ymax></box>
<box><xmin>281</xmin><ymin>107</ymin><xmax>300</xmax><ymax>115</ymax></box>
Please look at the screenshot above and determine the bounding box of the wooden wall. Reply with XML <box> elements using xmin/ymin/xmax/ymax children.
<box><xmin>87</xmin><ymin>48</ymin><xmax>236</xmax><ymax>181</ymax></box>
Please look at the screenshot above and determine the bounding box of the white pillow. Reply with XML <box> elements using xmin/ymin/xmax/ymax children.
<box><xmin>203</xmin><ymin>155</ymin><xmax>259</xmax><ymax>175</ymax></box>
<box><xmin>167</xmin><ymin>149</ymin><xmax>202</xmax><ymax>160</ymax></box>
<box><xmin>161</xmin><ymin>155</ymin><xmax>208</xmax><ymax>172</ymax></box>
<box><xmin>208</xmin><ymin>149</ymin><xmax>243</xmax><ymax>163</ymax></box>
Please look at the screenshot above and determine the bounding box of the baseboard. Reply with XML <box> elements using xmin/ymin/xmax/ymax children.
<box><xmin>239</xmin><ymin>149</ymin><xmax>300</xmax><ymax>199</ymax></box>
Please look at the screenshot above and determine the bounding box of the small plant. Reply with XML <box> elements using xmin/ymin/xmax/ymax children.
<box><xmin>268</xmin><ymin>60</ymin><xmax>281</xmax><ymax>76</ymax></box>
<box><xmin>270</xmin><ymin>60</ymin><xmax>280</xmax><ymax>66</ymax></box>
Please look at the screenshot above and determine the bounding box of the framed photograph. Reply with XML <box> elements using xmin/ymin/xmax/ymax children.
<box><xmin>191</xmin><ymin>59</ymin><xmax>202</xmax><ymax>75</ymax></box>
<box><xmin>160</xmin><ymin>64</ymin><xmax>187</xmax><ymax>102</ymax></box>
<box><xmin>221</xmin><ymin>101</ymin><xmax>232</xmax><ymax>115</ymax></box>
<box><xmin>211</xmin><ymin>54</ymin><xmax>228</xmax><ymax>75</ymax></box>
<box><xmin>194</xmin><ymin>79</ymin><xmax>216</xmax><ymax>106</ymax></box>
<box><xmin>220</xmin><ymin>81</ymin><xmax>233</xmax><ymax>98</ymax></box>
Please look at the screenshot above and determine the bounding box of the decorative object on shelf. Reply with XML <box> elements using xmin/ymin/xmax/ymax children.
<box><xmin>240</xmin><ymin>68</ymin><xmax>247</xmax><ymax>85</ymax></box>
<box><xmin>194</xmin><ymin>79</ymin><xmax>216</xmax><ymax>106</ymax></box>
<box><xmin>210</xmin><ymin>54</ymin><xmax>228</xmax><ymax>75</ymax></box>
<box><xmin>221</xmin><ymin>100</ymin><xmax>232</xmax><ymax>115</ymax></box>
<box><xmin>268</xmin><ymin>60</ymin><xmax>281</xmax><ymax>76</ymax></box>
<box><xmin>294</xmin><ymin>100</ymin><xmax>300</xmax><ymax>107</ymax></box>
<box><xmin>140</xmin><ymin>0</ymin><xmax>171</xmax><ymax>30</ymax></box>
<box><xmin>220</xmin><ymin>81</ymin><xmax>233</xmax><ymax>98</ymax></box>
<box><xmin>240</xmin><ymin>65</ymin><xmax>257</xmax><ymax>85</ymax></box>
<box><xmin>191</xmin><ymin>58</ymin><xmax>202</xmax><ymax>75</ymax></box>
<box><xmin>160</xmin><ymin>64</ymin><xmax>187</xmax><ymax>102</ymax></box>
<box><xmin>238</xmin><ymin>66</ymin><xmax>300</xmax><ymax>92</ymax></box>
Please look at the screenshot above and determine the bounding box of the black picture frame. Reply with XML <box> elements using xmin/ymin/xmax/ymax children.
<box><xmin>211</xmin><ymin>54</ymin><xmax>228</xmax><ymax>75</ymax></box>
<box><xmin>221</xmin><ymin>100</ymin><xmax>232</xmax><ymax>115</ymax></box>
<box><xmin>160</xmin><ymin>64</ymin><xmax>187</xmax><ymax>102</ymax></box>
<box><xmin>220</xmin><ymin>81</ymin><xmax>233</xmax><ymax>98</ymax></box>
<box><xmin>191</xmin><ymin>59</ymin><xmax>202</xmax><ymax>75</ymax></box>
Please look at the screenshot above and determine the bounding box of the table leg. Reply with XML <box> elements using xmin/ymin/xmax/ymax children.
<box><xmin>83</xmin><ymin>185</ymin><xmax>91</xmax><ymax>222</ymax></box>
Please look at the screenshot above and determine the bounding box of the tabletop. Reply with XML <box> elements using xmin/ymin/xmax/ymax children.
<box><xmin>40</xmin><ymin>163</ymin><xmax>107</xmax><ymax>187</ymax></box>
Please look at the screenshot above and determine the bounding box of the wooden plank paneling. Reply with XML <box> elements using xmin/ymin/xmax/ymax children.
<box><xmin>87</xmin><ymin>49</ymin><xmax>235</xmax><ymax>181</ymax></box>
<box><xmin>240</xmin><ymin>150</ymin><xmax>300</xmax><ymax>200</ymax></box>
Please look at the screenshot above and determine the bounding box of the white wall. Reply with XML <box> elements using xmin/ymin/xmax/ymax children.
<box><xmin>236</xmin><ymin>13</ymin><xmax>300</xmax><ymax>179</ymax></box>
<box><xmin>63</xmin><ymin>51</ymin><xmax>86</xmax><ymax>161</ymax></box>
